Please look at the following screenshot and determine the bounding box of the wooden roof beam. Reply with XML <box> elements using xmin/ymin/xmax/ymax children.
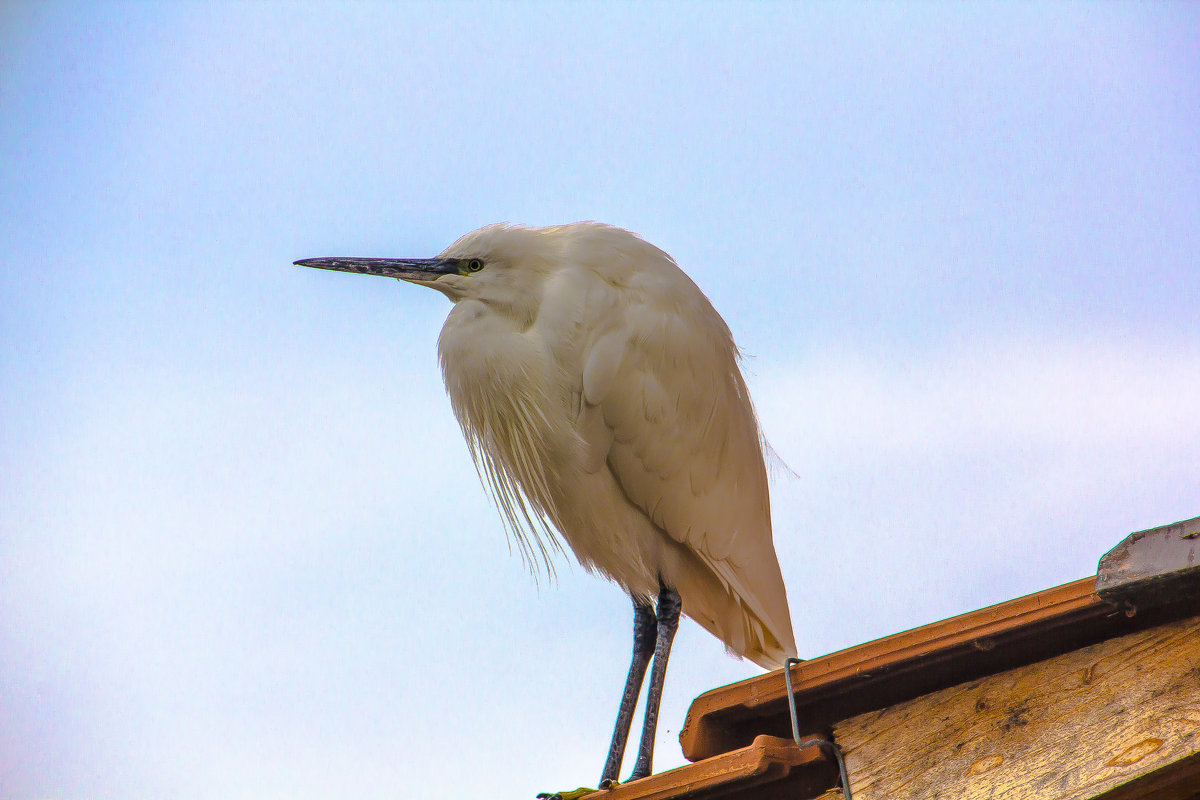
<box><xmin>833</xmin><ymin>614</ymin><xmax>1200</xmax><ymax>799</ymax></box>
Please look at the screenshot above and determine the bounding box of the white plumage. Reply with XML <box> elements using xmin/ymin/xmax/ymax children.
<box><xmin>432</xmin><ymin>223</ymin><xmax>796</xmax><ymax>668</ymax></box>
<box><xmin>297</xmin><ymin>222</ymin><xmax>796</xmax><ymax>784</ymax></box>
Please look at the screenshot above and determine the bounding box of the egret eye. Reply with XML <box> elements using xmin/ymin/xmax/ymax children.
<box><xmin>464</xmin><ymin>258</ymin><xmax>485</xmax><ymax>273</ymax></box>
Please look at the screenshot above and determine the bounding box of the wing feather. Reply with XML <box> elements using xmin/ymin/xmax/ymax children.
<box><xmin>575</xmin><ymin>274</ymin><xmax>797</xmax><ymax>666</ymax></box>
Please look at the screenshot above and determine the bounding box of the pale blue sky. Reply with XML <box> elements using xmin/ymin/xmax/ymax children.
<box><xmin>3</xmin><ymin>3</ymin><xmax>1198</xmax><ymax>798</ymax></box>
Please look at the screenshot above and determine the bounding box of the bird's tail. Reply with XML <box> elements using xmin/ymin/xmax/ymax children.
<box><xmin>675</xmin><ymin>558</ymin><xmax>797</xmax><ymax>670</ymax></box>
<box><xmin>702</xmin><ymin>600</ymin><xmax>796</xmax><ymax>670</ymax></box>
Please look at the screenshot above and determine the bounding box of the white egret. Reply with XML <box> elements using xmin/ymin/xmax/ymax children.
<box><xmin>296</xmin><ymin>223</ymin><xmax>796</xmax><ymax>786</ymax></box>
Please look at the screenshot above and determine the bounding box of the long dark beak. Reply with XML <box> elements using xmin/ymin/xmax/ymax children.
<box><xmin>294</xmin><ymin>257</ymin><xmax>456</xmax><ymax>281</ymax></box>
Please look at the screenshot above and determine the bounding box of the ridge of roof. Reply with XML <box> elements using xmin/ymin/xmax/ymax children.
<box><xmin>682</xmin><ymin>568</ymin><xmax>1200</xmax><ymax>763</ymax></box>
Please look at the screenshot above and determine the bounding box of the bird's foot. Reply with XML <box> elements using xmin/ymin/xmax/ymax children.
<box><xmin>536</xmin><ymin>788</ymin><xmax>597</xmax><ymax>800</ymax></box>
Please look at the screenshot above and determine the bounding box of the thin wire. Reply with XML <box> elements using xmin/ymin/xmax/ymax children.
<box><xmin>784</xmin><ymin>657</ymin><xmax>852</xmax><ymax>800</ymax></box>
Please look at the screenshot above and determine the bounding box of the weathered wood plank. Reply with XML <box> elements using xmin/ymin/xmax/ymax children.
<box><xmin>682</xmin><ymin>578</ymin><xmax>1107</xmax><ymax>762</ymax></box>
<box><xmin>834</xmin><ymin>615</ymin><xmax>1200</xmax><ymax>800</ymax></box>
<box><xmin>1098</xmin><ymin>515</ymin><xmax>1200</xmax><ymax>609</ymax></box>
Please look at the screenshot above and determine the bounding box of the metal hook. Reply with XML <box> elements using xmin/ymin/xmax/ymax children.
<box><xmin>784</xmin><ymin>657</ymin><xmax>852</xmax><ymax>800</ymax></box>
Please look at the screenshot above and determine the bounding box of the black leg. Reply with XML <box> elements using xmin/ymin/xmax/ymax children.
<box><xmin>600</xmin><ymin>598</ymin><xmax>657</xmax><ymax>786</ymax></box>
<box><xmin>629</xmin><ymin>582</ymin><xmax>682</xmax><ymax>780</ymax></box>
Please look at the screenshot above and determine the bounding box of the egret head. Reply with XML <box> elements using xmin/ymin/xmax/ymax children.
<box><xmin>295</xmin><ymin>223</ymin><xmax>573</xmax><ymax>320</ymax></box>
<box><xmin>296</xmin><ymin>222</ymin><xmax>683</xmax><ymax>332</ymax></box>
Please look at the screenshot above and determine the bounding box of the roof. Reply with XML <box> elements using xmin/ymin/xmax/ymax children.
<box><xmin>583</xmin><ymin>514</ymin><xmax>1200</xmax><ymax>800</ymax></box>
